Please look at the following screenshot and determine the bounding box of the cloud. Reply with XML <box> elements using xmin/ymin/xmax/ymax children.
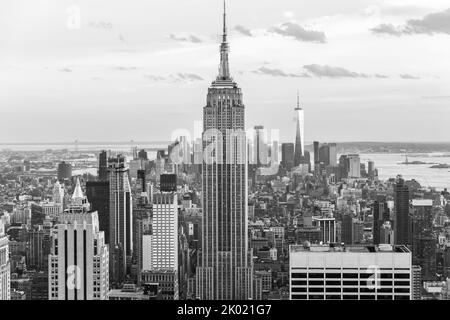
<box><xmin>252</xmin><ymin>67</ymin><xmax>310</xmax><ymax>78</ymax></box>
<box><xmin>175</xmin><ymin>73</ymin><xmax>204</xmax><ymax>81</ymax></box>
<box><xmin>303</xmin><ymin>64</ymin><xmax>368</xmax><ymax>78</ymax></box>
<box><xmin>144</xmin><ymin>75</ymin><xmax>166</xmax><ymax>82</ymax></box>
<box><xmin>234</xmin><ymin>25</ymin><xmax>252</xmax><ymax>37</ymax></box>
<box><xmin>169</xmin><ymin>34</ymin><xmax>202</xmax><ymax>43</ymax></box>
<box><xmin>118</xmin><ymin>34</ymin><xmax>126</xmax><ymax>43</ymax></box>
<box><xmin>399</xmin><ymin>74</ymin><xmax>420</xmax><ymax>79</ymax></box>
<box><xmin>422</xmin><ymin>95</ymin><xmax>450</xmax><ymax>100</ymax></box>
<box><xmin>284</xmin><ymin>11</ymin><xmax>295</xmax><ymax>19</ymax></box>
<box><xmin>144</xmin><ymin>73</ymin><xmax>204</xmax><ymax>84</ymax></box>
<box><xmin>270</xmin><ymin>22</ymin><xmax>326</xmax><ymax>43</ymax></box>
<box><xmin>88</xmin><ymin>21</ymin><xmax>113</xmax><ymax>29</ymax></box>
<box><xmin>371</xmin><ymin>23</ymin><xmax>404</xmax><ymax>36</ymax></box>
<box><xmin>372</xmin><ymin>8</ymin><xmax>450</xmax><ymax>36</ymax></box>
<box><xmin>374</xmin><ymin>74</ymin><xmax>389</xmax><ymax>78</ymax></box>
<box><xmin>112</xmin><ymin>66</ymin><xmax>139</xmax><ymax>71</ymax></box>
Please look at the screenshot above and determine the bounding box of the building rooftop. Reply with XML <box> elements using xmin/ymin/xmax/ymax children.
<box><xmin>290</xmin><ymin>243</ymin><xmax>410</xmax><ymax>254</ymax></box>
<box><xmin>411</xmin><ymin>199</ymin><xmax>433</xmax><ymax>206</ymax></box>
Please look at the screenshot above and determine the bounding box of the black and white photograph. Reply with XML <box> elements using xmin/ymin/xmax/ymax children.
<box><xmin>1</xmin><ymin>0</ymin><xmax>450</xmax><ymax>313</ymax></box>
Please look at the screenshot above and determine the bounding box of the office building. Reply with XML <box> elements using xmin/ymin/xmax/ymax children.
<box><xmin>254</xmin><ymin>125</ymin><xmax>268</xmax><ymax>166</ymax></box>
<box><xmin>196</xmin><ymin>2</ymin><xmax>253</xmax><ymax>300</ymax></box>
<box><xmin>27</xmin><ymin>225</ymin><xmax>52</xmax><ymax>271</ymax></box>
<box><xmin>86</xmin><ymin>181</ymin><xmax>110</xmax><ymax>243</ymax></box>
<box><xmin>0</xmin><ymin>220</ymin><xmax>10</xmax><ymax>300</ymax></box>
<box><xmin>140</xmin><ymin>181</ymin><xmax>178</xmax><ymax>299</ymax></box>
<box><xmin>411</xmin><ymin>265</ymin><xmax>422</xmax><ymax>300</ymax></box>
<box><xmin>289</xmin><ymin>244</ymin><xmax>412</xmax><ymax>300</ymax></box>
<box><xmin>98</xmin><ymin>150</ymin><xmax>108</xmax><ymax>181</ymax></box>
<box><xmin>394</xmin><ymin>177</ymin><xmax>410</xmax><ymax>246</ymax></box>
<box><xmin>281</xmin><ymin>143</ymin><xmax>295</xmax><ymax>170</ymax></box>
<box><xmin>373</xmin><ymin>196</ymin><xmax>389</xmax><ymax>245</ymax></box>
<box><xmin>312</xmin><ymin>217</ymin><xmax>336</xmax><ymax>243</ymax></box>
<box><xmin>108</xmin><ymin>155</ymin><xmax>133</xmax><ymax>286</ymax></box>
<box><xmin>410</xmin><ymin>199</ymin><xmax>436</xmax><ymax>281</ymax></box>
<box><xmin>57</xmin><ymin>161</ymin><xmax>72</xmax><ymax>181</ymax></box>
<box><xmin>52</xmin><ymin>181</ymin><xmax>65</xmax><ymax>204</ymax></box>
<box><xmin>48</xmin><ymin>189</ymin><xmax>109</xmax><ymax>300</ymax></box>
<box><xmin>348</xmin><ymin>155</ymin><xmax>360</xmax><ymax>178</ymax></box>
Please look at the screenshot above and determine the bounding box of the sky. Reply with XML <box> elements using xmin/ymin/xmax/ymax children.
<box><xmin>0</xmin><ymin>0</ymin><xmax>450</xmax><ymax>143</ymax></box>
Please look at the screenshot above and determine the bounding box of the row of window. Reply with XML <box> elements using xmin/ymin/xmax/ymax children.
<box><xmin>291</xmin><ymin>280</ymin><xmax>410</xmax><ymax>286</ymax></box>
<box><xmin>292</xmin><ymin>273</ymin><xmax>410</xmax><ymax>279</ymax></box>
<box><xmin>291</xmin><ymin>294</ymin><xmax>410</xmax><ymax>300</ymax></box>
<box><xmin>292</xmin><ymin>287</ymin><xmax>410</xmax><ymax>293</ymax></box>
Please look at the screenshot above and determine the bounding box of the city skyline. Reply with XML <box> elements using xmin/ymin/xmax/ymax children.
<box><xmin>1</xmin><ymin>0</ymin><xmax>450</xmax><ymax>143</ymax></box>
<box><xmin>1</xmin><ymin>0</ymin><xmax>450</xmax><ymax>307</ymax></box>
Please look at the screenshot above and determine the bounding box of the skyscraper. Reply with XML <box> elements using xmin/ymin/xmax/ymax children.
<box><xmin>373</xmin><ymin>195</ymin><xmax>389</xmax><ymax>245</ymax></box>
<box><xmin>48</xmin><ymin>190</ymin><xmax>109</xmax><ymax>300</ymax></box>
<box><xmin>196</xmin><ymin>1</ymin><xmax>253</xmax><ymax>300</ymax></box>
<box><xmin>98</xmin><ymin>150</ymin><xmax>108</xmax><ymax>181</ymax></box>
<box><xmin>281</xmin><ymin>143</ymin><xmax>295</xmax><ymax>170</ymax></box>
<box><xmin>318</xmin><ymin>144</ymin><xmax>330</xmax><ymax>167</ymax></box>
<box><xmin>348</xmin><ymin>154</ymin><xmax>361</xmax><ymax>178</ymax></box>
<box><xmin>52</xmin><ymin>181</ymin><xmax>65</xmax><ymax>204</ymax></box>
<box><xmin>108</xmin><ymin>155</ymin><xmax>133</xmax><ymax>286</ymax></box>
<box><xmin>86</xmin><ymin>181</ymin><xmax>110</xmax><ymax>243</ymax></box>
<box><xmin>0</xmin><ymin>220</ymin><xmax>10</xmax><ymax>300</ymax></box>
<box><xmin>394</xmin><ymin>177</ymin><xmax>410</xmax><ymax>246</ymax></box>
<box><xmin>141</xmin><ymin>178</ymin><xmax>179</xmax><ymax>300</ymax></box>
<box><xmin>410</xmin><ymin>199</ymin><xmax>436</xmax><ymax>281</ymax></box>
<box><xmin>57</xmin><ymin>161</ymin><xmax>72</xmax><ymax>182</ymax></box>
<box><xmin>254</xmin><ymin>125</ymin><xmax>267</xmax><ymax>166</ymax></box>
<box><xmin>313</xmin><ymin>141</ymin><xmax>319</xmax><ymax>167</ymax></box>
<box><xmin>294</xmin><ymin>92</ymin><xmax>305</xmax><ymax>167</ymax></box>
<box><xmin>328</xmin><ymin>143</ymin><xmax>337</xmax><ymax>167</ymax></box>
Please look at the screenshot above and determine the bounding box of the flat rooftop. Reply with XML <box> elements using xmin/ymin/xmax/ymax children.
<box><xmin>290</xmin><ymin>244</ymin><xmax>410</xmax><ymax>254</ymax></box>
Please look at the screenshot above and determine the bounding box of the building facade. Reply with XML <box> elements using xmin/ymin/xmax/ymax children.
<box><xmin>196</xmin><ymin>2</ymin><xmax>253</xmax><ymax>300</ymax></box>
<box><xmin>0</xmin><ymin>220</ymin><xmax>10</xmax><ymax>300</ymax></box>
<box><xmin>289</xmin><ymin>244</ymin><xmax>412</xmax><ymax>300</ymax></box>
<box><xmin>108</xmin><ymin>155</ymin><xmax>133</xmax><ymax>286</ymax></box>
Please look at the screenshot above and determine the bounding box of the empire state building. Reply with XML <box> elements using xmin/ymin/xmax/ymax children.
<box><xmin>196</xmin><ymin>1</ymin><xmax>253</xmax><ymax>300</ymax></box>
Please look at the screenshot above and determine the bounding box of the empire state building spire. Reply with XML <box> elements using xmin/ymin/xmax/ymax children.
<box><xmin>218</xmin><ymin>0</ymin><xmax>230</xmax><ymax>80</ymax></box>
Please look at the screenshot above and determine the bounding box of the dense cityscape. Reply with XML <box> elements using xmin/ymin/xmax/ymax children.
<box><xmin>1</xmin><ymin>2</ymin><xmax>450</xmax><ymax>303</ymax></box>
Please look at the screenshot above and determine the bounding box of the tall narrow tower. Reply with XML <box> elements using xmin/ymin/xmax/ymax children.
<box><xmin>196</xmin><ymin>1</ymin><xmax>253</xmax><ymax>300</ymax></box>
<box><xmin>108</xmin><ymin>155</ymin><xmax>133</xmax><ymax>287</ymax></box>
<box><xmin>294</xmin><ymin>91</ymin><xmax>305</xmax><ymax>167</ymax></box>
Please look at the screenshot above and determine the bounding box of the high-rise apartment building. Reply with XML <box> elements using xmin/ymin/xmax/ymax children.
<box><xmin>196</xmin><ymin>2</ymin><xmax>253</xmax><ymax>300</ymax></box>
